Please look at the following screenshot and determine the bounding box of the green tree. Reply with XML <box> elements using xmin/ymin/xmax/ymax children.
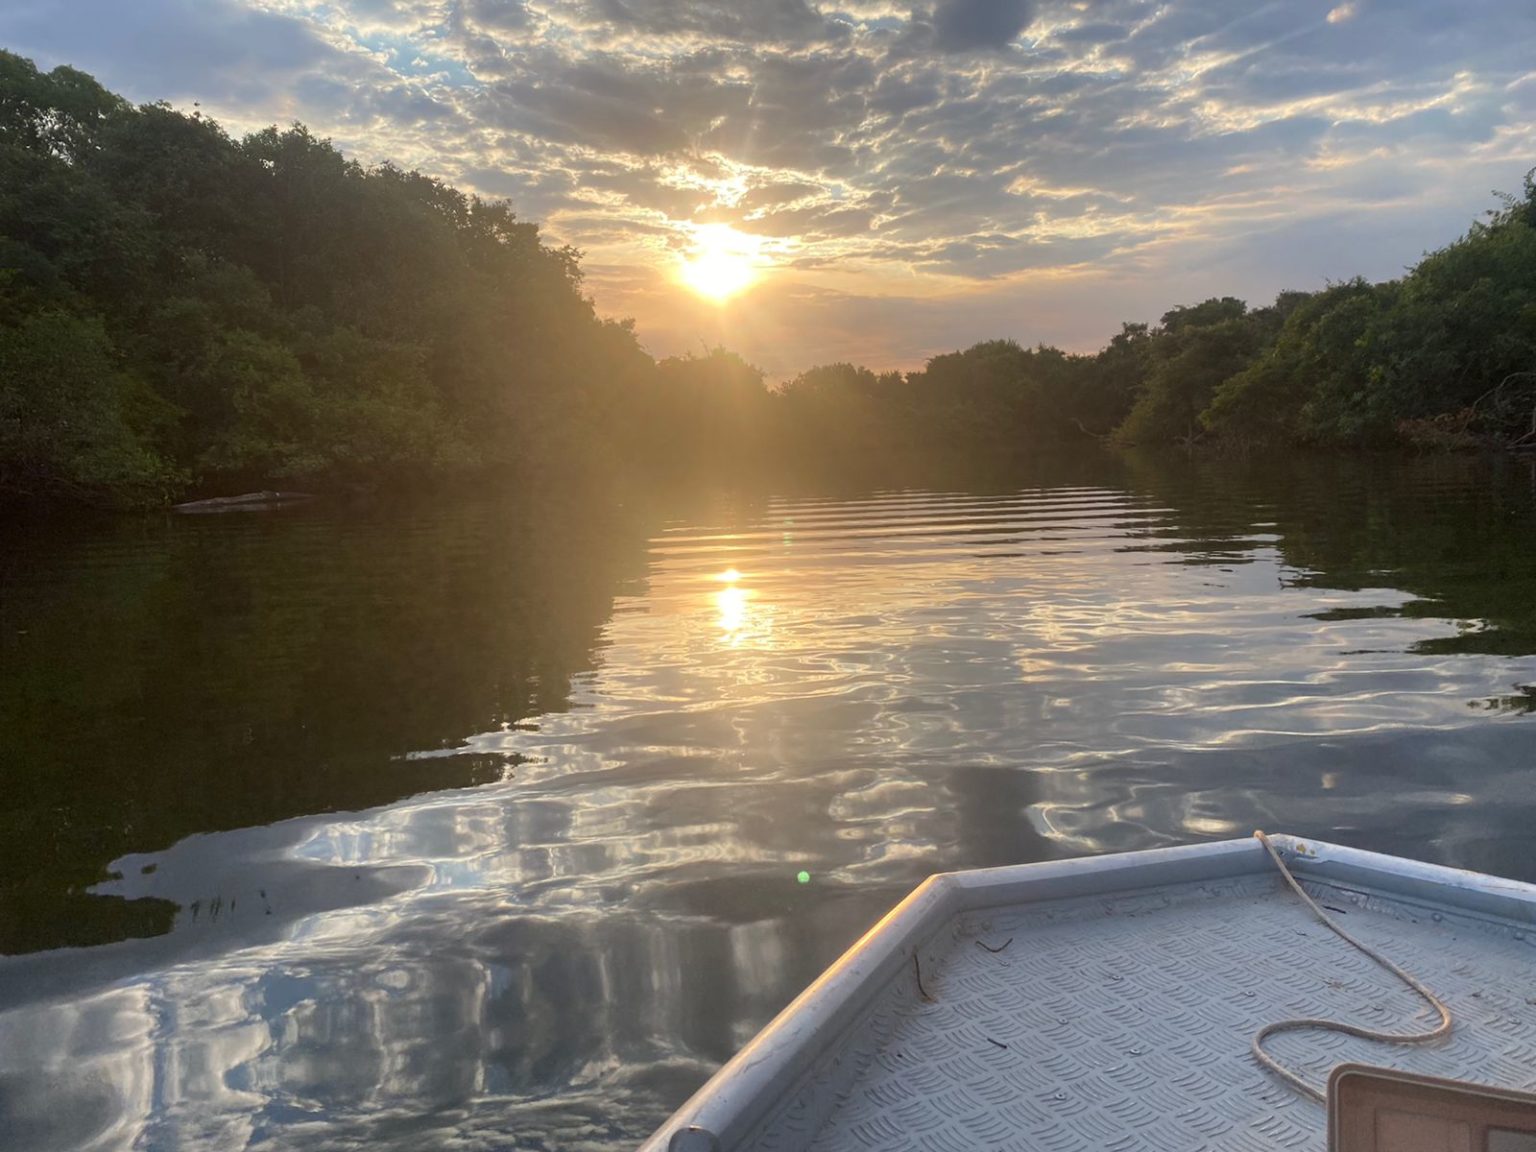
<box><xmin>1204</xmin><ymin>281</ymin><xmax>1384</xmax><ymax>446</ymax></box>
<box><xmin>0</xmin><ymin>310</ymin><xmax>176</xmax><ymax>503</ymax></box>
<box><xmin>1115</xmin><ymin>299</ymin><xmax>1263</xmax><ymax>446</ymax></box>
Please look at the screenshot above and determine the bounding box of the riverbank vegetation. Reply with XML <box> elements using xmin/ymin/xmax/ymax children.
<box><xmin>3</xmin><ymin>52</ymin><xmax>1534</xmax><ymax>507</ymax></box>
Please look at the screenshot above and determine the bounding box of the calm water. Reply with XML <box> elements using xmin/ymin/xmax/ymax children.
<box><xmin>2</xmin><ymin>451</ymin><xmax>1535</xmax><ymax>1151</ymax></box>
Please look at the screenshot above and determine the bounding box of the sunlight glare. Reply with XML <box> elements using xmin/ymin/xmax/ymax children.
<box><xmin>679</xmin><ymin>226</ymin><xmax>760</xmax><ymax>302</ymax></box>
<box><xmin>711</xmin><ymin>567</ymin><xmax>756</xmax><ymax>643</ymax></box>
<box><xmin>716</xmin><ymin>584</ymin><xmax>750</xmax><ymax>635</ymax></box>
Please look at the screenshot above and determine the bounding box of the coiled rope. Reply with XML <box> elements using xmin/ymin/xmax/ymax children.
<box><xmin>1252</xmin><ymin>830</ymin><xmax>1455</xmax><ymax>1103</ymax></box>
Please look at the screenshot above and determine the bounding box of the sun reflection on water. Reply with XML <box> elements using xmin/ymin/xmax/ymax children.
<box><xmin>8</xmin><ymin>473</ymin><xmax>1536</xmax><ymax>1152</ymax></box>
<box><xmin>712</xmin><ymin>567</ymin><xmax>755</xmax><ymax>643</ymax></box>
<box><xmin>716</xmin><ymin>585</ymin><xmax>750</xmax><ymax>635</ymax></box>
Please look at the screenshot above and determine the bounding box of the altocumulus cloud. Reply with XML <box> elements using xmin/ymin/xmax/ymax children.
<box><xmin>931</xmin><ymin>0</ymin><xmax>1035</xmax><ymax>52</ymax></box>
<box><xmin>3</xmin><ymin>0</ymin><xmax>1534</xmax><ymax>373</ymax></box>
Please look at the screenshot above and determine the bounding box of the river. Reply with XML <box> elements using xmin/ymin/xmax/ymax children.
<box><xmin>2</xmin><ymin>450</ymin><xmax>1534</xmax><ymax>1150</ymax></box>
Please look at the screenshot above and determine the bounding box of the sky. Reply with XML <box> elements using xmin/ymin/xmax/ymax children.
<box><xmin>3</xmin><ymin>0</ymin><xmax>1535</xmax><ymax>376</ymax></box>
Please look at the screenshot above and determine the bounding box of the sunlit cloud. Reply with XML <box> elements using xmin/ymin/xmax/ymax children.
<box><xmin>3</xmin><ymin>0</ymin><xmax>1533</xmax><ymax>372</ymax></box>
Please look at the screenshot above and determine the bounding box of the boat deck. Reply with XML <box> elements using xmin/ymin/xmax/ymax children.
<box><xmin>754</xmin><ymin>873</ymin><xmax>1536</xmax><ymax>1151</ymax></box>
<box><xmin>643</xmin><ymin>838</ymin><xmax>1536</xmax><ymax>1152</ymax></box>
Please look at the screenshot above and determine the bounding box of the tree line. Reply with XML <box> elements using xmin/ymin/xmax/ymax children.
<box><xmin>3</xmin><ymin>51</ymin><xmax>1534</xmax><ymax>507</ymax></box>
<box><xmin>765</xmin><ymin>177</ymin><xmax>1536</xmax><ymax>463</ymax></box>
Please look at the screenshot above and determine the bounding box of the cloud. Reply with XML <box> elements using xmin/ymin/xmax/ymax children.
<box><xmin>1050</xmin><ymin>21</ymin><xmax>1127</xmax><ymax>46</ymax></box>
<box><xmin>464</xmin><ymin>0</ymin><xmax>530</xmax><ymax>32</ymax></box>
<box><xmin>3</xmin><ymin>0</ymin><xmax>1533</xmax><ymax>374</ymax></box>
<box><xmin>564</xmin><ymin>0</ymin><xmax>849</xmax><ymax>45</ymax></box>
<box><xmin>476</xmin><ymin>48</ymin><xmax>751</xmax><ymax>156</ymax></box>
<box><xmin>737</xmin><ymin>181</ymin><xmax>824</xmax><ymax>210</ymax></box>
<box><xmin>723</xmin><ymin>202</ymin><xmax>875</xmax><ymax>239</ymax></box>
<box><xmin>930</xmin><ymin>0</ymin><xmax>1035</xmax><ymax>53</ymax></box>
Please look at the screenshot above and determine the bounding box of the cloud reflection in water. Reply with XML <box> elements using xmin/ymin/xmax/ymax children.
<box><xmin>3</xmin><ymin>465</ymin><xmax>1536</xmax><ymax>1151</ymax></box>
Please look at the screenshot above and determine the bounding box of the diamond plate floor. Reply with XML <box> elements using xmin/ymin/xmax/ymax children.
<box><xmin>744</xmin><ymin>873</ymin><xmax>1536</xmax><ymax>1152</ymax></box>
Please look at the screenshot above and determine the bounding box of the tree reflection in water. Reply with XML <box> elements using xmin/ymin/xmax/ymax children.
<box><xmin>2</xmin><ymin>453</ymin><xmax>1535</xmax><ymax>1150</ymax></box>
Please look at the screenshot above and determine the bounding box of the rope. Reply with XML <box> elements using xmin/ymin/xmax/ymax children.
<box><xmin>1251</xmin><ymin>830</ymin><xmax>1455</xmax><ymax>1103</ymax></box>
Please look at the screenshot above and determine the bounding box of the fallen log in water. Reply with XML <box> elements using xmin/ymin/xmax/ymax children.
<box><xmin>171</xmin><ymin>491</ymin><xmax>315</xmax><ymax>514</ymax></box>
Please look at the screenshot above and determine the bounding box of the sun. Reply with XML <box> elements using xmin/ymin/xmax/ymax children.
<box><xmin>679</xmin><ymin>225</ymin><xmax>760</xmax><ymax>302</ymax></box>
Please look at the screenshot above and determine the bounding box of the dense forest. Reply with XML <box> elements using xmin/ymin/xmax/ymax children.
<box><xmin>3</xmin><ymin>52</ymin><xmax>1535</xmax><ymax>508</ymax></box>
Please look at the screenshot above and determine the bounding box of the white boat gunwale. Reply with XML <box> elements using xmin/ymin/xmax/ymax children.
<box><xmin>639</xmin><ymin>834</ymin><xmax>1536</xmax><ymax>1152</ymax></box>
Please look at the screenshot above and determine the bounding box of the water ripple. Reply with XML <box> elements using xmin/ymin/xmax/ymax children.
<box><xmin>2</xmin><ymin>457</ymin><xmax>1535</xmax><ymax>1150</ymax></box>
